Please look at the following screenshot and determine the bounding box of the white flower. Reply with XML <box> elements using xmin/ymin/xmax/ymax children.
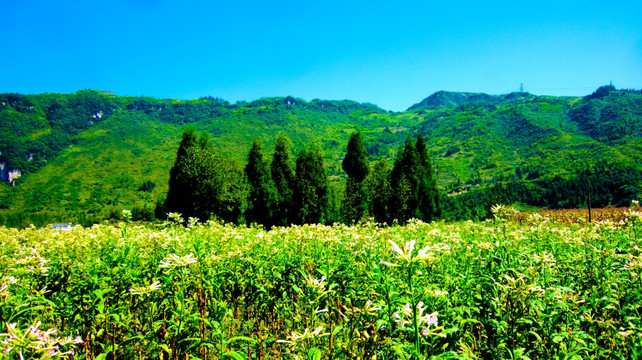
<box><xmin>362</xmin><ymin>300</ymin><xmax>382</xmax><ymax>313</ymax></box>
<box><xmin>159</xmin><ymin>253</ymin><xmax>198</xmax><ymax>272</ymax></box>
<box><xmin>129</xmin><ymin>281</ymin><xmax>162</xmax><ymax>297</ymax></box>
<box><xmin>422</xmin><ymin>311</ymin><xmax>439</xmax><ymax>328</ymax></box>
<box><xmin>166</xmin><ymin>212</ymin><xmax>184</xmax><ymax>224</ymax></box>
<box><xmin>277</xmin><ymin>326</ymin><xmax>328</xmax><ymax>345</ymax></box>
<box><xmin>304</xmin><ymin>275</ymin><xmax>326</xmax><ymax>289</ymax></box>
<box><xmin>533</xmin><ymin>251</ymin><xmax>556</xmax><ymax>265</ymax></box>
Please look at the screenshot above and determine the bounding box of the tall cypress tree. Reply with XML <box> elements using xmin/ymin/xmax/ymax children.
<box><xmin>245</xmin><ymin>138</ymin><xmax>273</xmax><ymax>227</ymax></box>
<box><xmin>342</xmin><ymin>131</ymin><xmax>369</xmax><ymax>182</ymax></box>
<box><xmin>342</xmin><ymin>131</ymin><xmax>370</xmax><ymax>223</ymax></box>
<box><xmin>165</xmin><ymin>127</ymin><xmax>199</xmax><ymax>218</ymax></box>
<box><xmin>165</xmin><ymin>127</ymin><xmax>246</xmax><ymax>223</ymax></box>
<box><xmin>389</xmin><ymin>136</ymin><xmax>421</xmax><ymax>223</ymax></box>
<box><xmin>366</xmin><ymin>160</ymin><xmax>392</xmax><ymax>224</ymax></box>
<box><xmin>293</xmin><ymin>145</ymin><xmax>330</xmax><ymax>224</ymax></box>
<box><xmin>415</xmin><ymin>134</ymin><xmax>441</xmax><ymax>221</ymax></box>
<box><xmin>270</xmin><ymin>134</ymin><xmax>295</xmax><ymax>226</ymax></box>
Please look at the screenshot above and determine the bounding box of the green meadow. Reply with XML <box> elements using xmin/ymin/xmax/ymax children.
<box><xmin>1</xmin><ymin>206</ymin><xmax>641</xmax><ymax>359</ymax></box>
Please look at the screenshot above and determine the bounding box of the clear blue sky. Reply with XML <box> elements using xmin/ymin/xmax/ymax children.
<box><xmin>1</xmin><ymin>0</ymin><xmax>640</xmax><ymax>111</ymax></box>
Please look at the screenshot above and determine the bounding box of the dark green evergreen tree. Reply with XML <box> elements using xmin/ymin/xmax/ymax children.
<box><xmin>270</xmin><ymin>134</ymin><xmax>295</xmax><ymax>226</ymax></box>
<box><xmin>200</xmin><ymin>152</ymin><xmax>246</xmax><ymax>223</ymax></box>
<box><xmin>165</xmin><ymin>127</ymin><xmax>246</xmax><ymax>223</ymax></box>
<box><xmin>293</xmin><ymin>145</ymin><xmax>330</xmax><ymax>224</ymax></box>
<box><xmin>165</xmin><ymin>127</ymin><xmax>199</xmax><ymax>219</ymax></box>
<box><xmin>327</xmin><ymin>182</ymin><xmax>342</xmax><ymax>225</ymax></box>
<box><xmin>366</xmin><ymin>160</ymin><xmax>392</xmax><ymax>224</ymax></box>
<box><xmin>342</xmin><ymin>179</ymin><xmax>369</xmax><ymax>223</ymax></box>
<box><xmin>342</xmin><ymin>131</ymin><xmax>369</xmax><ymax>182</ymax></box>
<box><xmin>341</xmin><ymin>131</ymin><xmax>370</xmax><ymax>223</ymax></box>
<box><xmin>244</xmin><ymin>138</ymin><xmax>274</xmax><ymax>227</ymax></box>
<box><xmin>389</xmin><ymin>136</ymin><xmax>421</xmax><ymax>223</ymax></box>
<box><xmin>415</xmin><ymin>134</ymin><xmax>441</xmax><ymax>221</ymax></box>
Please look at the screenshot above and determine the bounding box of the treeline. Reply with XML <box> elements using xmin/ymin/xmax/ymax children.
<box><xmin>160</xmin><ymin>127</ymin><xmax>442</xmax><ymax>227</ymax></box>
<box><xmin>572</xmin><ymin>85</ymin><xmax>642</xmax><ymax>143</ymax></box>
<box><xmin>442</xmin><ymin>160</ymin><xmax>641</xmax><ymax>221</ymax></box>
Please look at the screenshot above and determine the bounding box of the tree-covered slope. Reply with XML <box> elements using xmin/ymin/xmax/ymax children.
<box><xmin>0</xmin><ymin>91</ymin><xmax>398</xmax><ymax>179</ymax></box>
<box><xmin>407</xmin><ymin>88</ymin><xmax>642</xmax><ymax>186</ymax></box>
<box><xmin>0</xmin><ymin>86</ymin><xmax>641</xmax><ymax>226</ymax></box>
<box><xmin>407</xmin><ymin>90</ymin><xmax>535</xmax><ymax>110</ymax></box>
<box><xmin>0</xmin><ymin>91</ymin><xmax>421</xmax><ymax>225</ymax></box>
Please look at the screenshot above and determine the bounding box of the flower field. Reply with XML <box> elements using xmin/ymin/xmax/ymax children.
<box><xmin>1</xmin><ymin>208</ymin><xmax>642</xmax><ymax>359</ymax></box>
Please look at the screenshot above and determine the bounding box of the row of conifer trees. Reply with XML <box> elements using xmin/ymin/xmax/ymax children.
<box><xmin>164</xmin><ymin>127</ymin><xmax>441</xmax><ymax>226</ymax></box>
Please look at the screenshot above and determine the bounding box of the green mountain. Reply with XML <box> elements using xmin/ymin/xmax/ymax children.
<box><xmin>408</xmin><ymin>90</ymin><xmax>535</xmax><ymax>110</ymax></box>
<box><xmin>1</xmin><ymin>85</ymin><xmax>641</xmax><ymax>226</ymax></box>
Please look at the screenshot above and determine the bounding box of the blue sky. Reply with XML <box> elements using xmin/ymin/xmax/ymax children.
<box><xmin>1</xmin><ymin>0</ymin><xmax>640</xmax><ymax>111</ymax></box>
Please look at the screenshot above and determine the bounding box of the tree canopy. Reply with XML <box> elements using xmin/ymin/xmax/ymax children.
<box><xmin>342</xmin><ymin>131</ymin><xmax>370</xmax><ymax>223</ymax></box>
<box><xmin>270</xmin><ymin>134</ymin><xmax>296</xmax><ymax>226</ymax></box>
<box><xmin>293</xmin><ymin>145</ymin><xmax>330</xmax><ymax>225</ymax></box>
<box><xmin>165</xmin><ymin>127</ymin><xmax>246</xmax><ymax>223</ymax></box>
<box><xmin>244</xmin><ymin>138</ymin><xmax>274</xmax><ymax>227</ymax></box>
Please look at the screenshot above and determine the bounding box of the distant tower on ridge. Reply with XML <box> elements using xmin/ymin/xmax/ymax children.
<box><xmin>520</xmin><ymin>83</ymin><xmax>524</xmax><ymax>92</ymax></box>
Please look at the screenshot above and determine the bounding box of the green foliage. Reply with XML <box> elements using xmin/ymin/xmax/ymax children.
<box><xmin>293</xmin><ymin>145</ymin><xmax>330</xmax><ymax>225</ymax></box>
<box><xmin>386</xmin><ymin>135</ymin><xmax>442</xmax><ymax>224</ymax></box>
<box><xmin>2</xmin><ymin>216</ymin><xmax>642</xmax><ymax>358</ymax></box>
<box><xmin>270</xmin><ymin>134</ymin><xmax>296</xmax><ymax>226</ymax></box>
<box><xmin>244</xmin><ymin>139</ymin><xmax>274</xmax><ymax>227</ymax></box>
<box><xmin>442</xmin><ymin>160</ymin><xmax>642</xmax><ymax>220</ymax></box>
<box><xmin>165</xmin><ymin>127</ymin><xmax>200</xmax><ymax>218</ymax></box>
<box><xmin>390</xmin><ymin>137</ymin><xmax>422</xmax><ymax>223</ymax></box>
<box><xmin>165</xmin><ymin>128</ymin><xmax>246</xmax><ymax>222</ymax></box>
<box><xmin>342</xmin><ymin>131</ymin><xmax>369</xmax><ymax>182</ymax></box>
<box><xmin>131</xmin><ymin>204</ymin><xmax>155</xmax><ymax>221</ymax></box>
<box><xmin>137</xmin><ymin>180</ymin><xmax>156</xmax><ymax>192</ymax></box>
<box><xmin>341</xmin><ymin>131</ymin><xmax>370</xmax><ymax>223</ymax></box>
<box><xmin>584</xmin><ymin>84</ymin><xmax>616</xmax><ymax>100</ymax></box>
<box><xmin>569</xmin><ymin>90</ymin><xmax>642</xmax><ymax>143</ymax></box>
<box><xmin>366</xmin><ymin>160</ymin><xmax>393</xmax><ymax>224</ymax></box>
<box><xmin>408</xmin><ymin>90</ymin><xmax>534</xmax><ymax>110</ymax></box>
<box><xmin>341</xmin><ymin>179</ymin><xmax>369</xmax><ymax>224</ymax></box>
<box><xmin>416</xmin><ymin>135</ymin><xmax>441</xmax><ymax>221</ymax></box>
<box><xmin>1</xmin><ymin>86</ymin><xmax>642</xmax><ymax>226</ymax></box>
<box><xmin>0</xmin><ymin>90</ymin><xmax>119</xmax><ymax>177</ymax></box>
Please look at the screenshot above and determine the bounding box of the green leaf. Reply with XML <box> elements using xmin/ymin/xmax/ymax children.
<box><xmin>528</xmin><ymin>331</ymin><xmax>542</xmax><ymax>342</ymax></box>
<box><xmin>225</xmin><ymin>336</ymin><xmax>258</xmax><ymax>345</ymax></box>
<box><xmin>332</xmin><ymin>325</ymin><xmax>344</xmax><ymax>336</ymax></box>
<box><xmin>308</xmin><ymin>347</ymin><xmax>323</xmax><ymax>360</ymax></box>
<box><xmin>185</xmin><ymin>339</ymin><xmax>219</xmax><ymax>351</ymax></box>
<box><xmin>223</xmin><ymin>350</ymin><xmax>247</xmax><ymax>360</ymax></box>
<box><xmin>375</xmin><ymin>319</ymin><xmax>387</xmax><ymax>331</ymax></box>
<box><xmin>552</xmin><ymin>333</ymin><xmax>567</xmax><ymax>343</ymax></box>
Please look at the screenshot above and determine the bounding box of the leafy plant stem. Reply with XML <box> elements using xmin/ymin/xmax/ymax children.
<box><xmin>408</xmin><ymin>265</ymin><xmax>420</xmax><ymax>358</ymax></box>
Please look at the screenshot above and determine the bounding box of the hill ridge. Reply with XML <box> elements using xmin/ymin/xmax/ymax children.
<box><xmin>407</xmin><ymin>90</ymin><xmax>536</xmax><ymax>111</ymax></box>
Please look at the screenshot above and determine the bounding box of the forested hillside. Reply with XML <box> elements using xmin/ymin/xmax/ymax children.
<box><xmin>1</xmin><ymin>85</ymin><xmax>641</xmax><ymax>226</ymax></box>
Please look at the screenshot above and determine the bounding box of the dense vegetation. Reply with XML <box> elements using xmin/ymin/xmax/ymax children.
<box><xmin>1</xmin><ymin>85</ymin><xmax>642</xmax><ymax>359</ymax></box>
<box><xmin>1</xmin><ymin>207</ymin><xmax>641</xmax><ymax>359</ymax></box>
<box><xmin>1</xmin><ymin>86</ymin><xmax>641</xmax><ymax>227</ymax></box>
<box><xmin>162</xmin><ymin>128</ymin><xmax>440</xmax><ymax>227</ymax></box>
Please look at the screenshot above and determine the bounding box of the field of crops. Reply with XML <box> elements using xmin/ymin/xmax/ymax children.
<box><xmin>513</xmin><ymin>207</ymin><xmax>633</xmax><ymax>225</ymax></box>
<box><xmin>1</xmin><ymin>207</ymin><xmax>642</xmax><ymax>360</ymax></box>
